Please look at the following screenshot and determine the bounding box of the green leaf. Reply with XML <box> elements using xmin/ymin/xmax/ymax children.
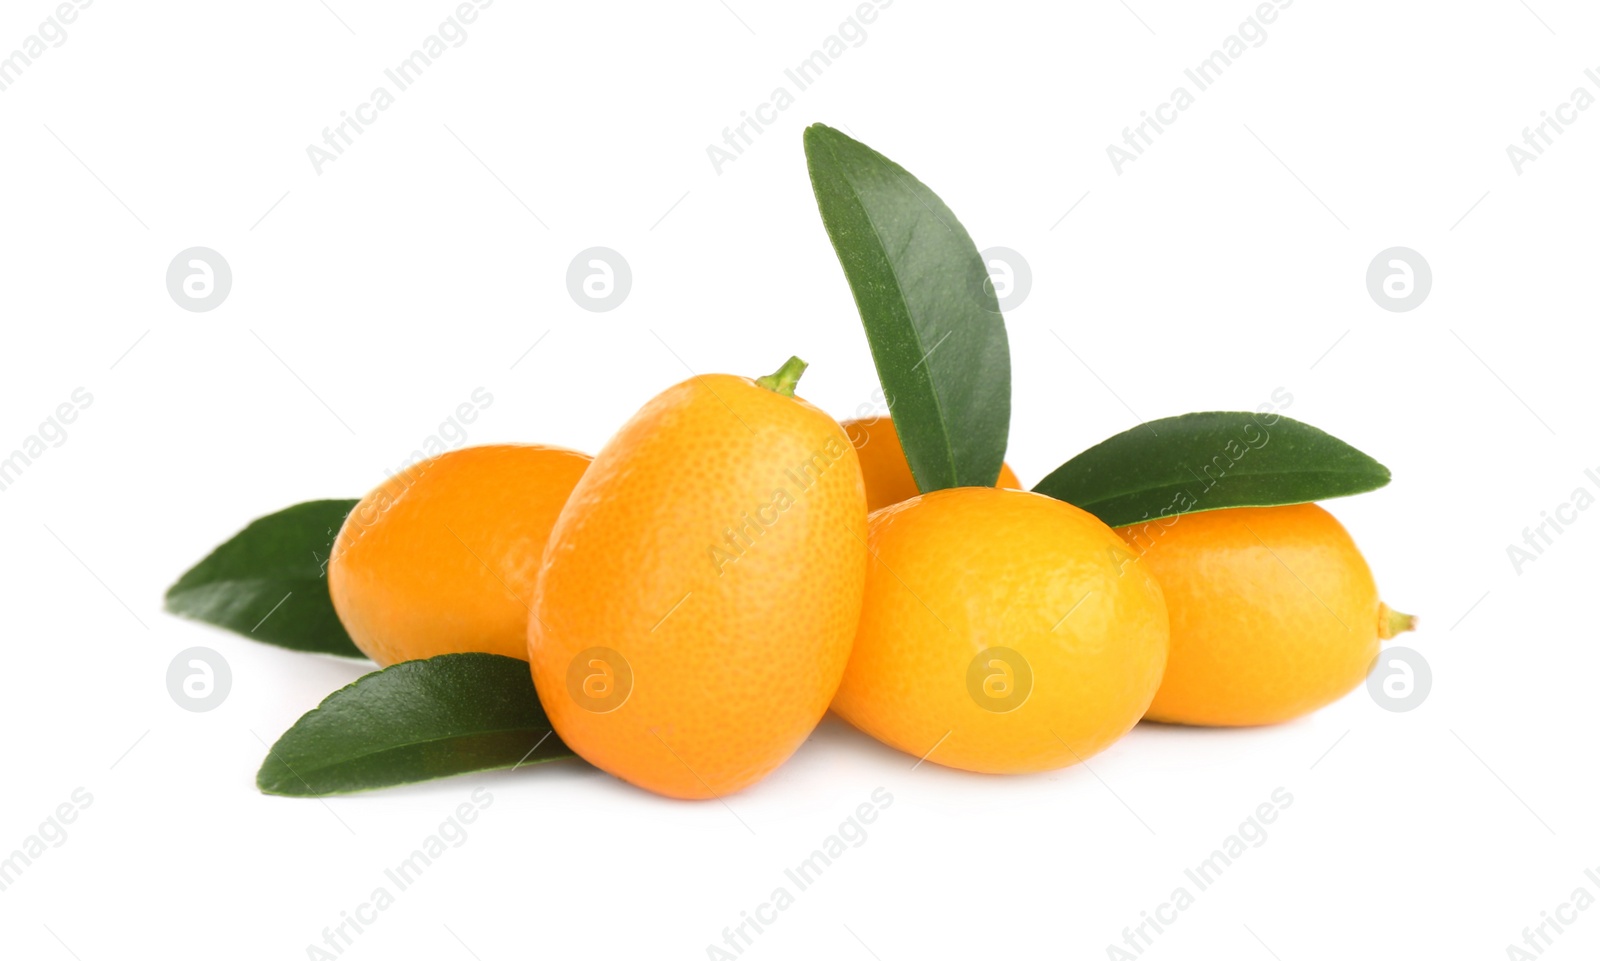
<box><xmin>257</xmin><ymin>653</ymin><xmax>576</xmax><ymax>796</ymax></box>
<box><xmin>804</xmin><ymin>123</ymin><xmax>1011</xmax><ymax>491</ymax></box>
<box><xmin>1033</xmin><ymin>412</ymin><xmax>1391</xmax><ymax>529</ymax></box>
<box><xmin>165</xmin><ymin>500</ymin><xmax>364</xmax><ymax>658</ymax></box>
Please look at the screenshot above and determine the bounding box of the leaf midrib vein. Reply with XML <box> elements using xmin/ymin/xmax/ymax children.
<box><xmin>277</xmin><ymin>723</ymin><xmax>559</xmax><ymax>775</ymax></box>
<box><xmin>1067</xmin><ymin>464</ymin><xmax>1388</xmax><ymax>506</ymax></box>
<box><xmin>827</xmin><ymin>137</ymin><xmax>960</xmax><ymax>487</ymax></box>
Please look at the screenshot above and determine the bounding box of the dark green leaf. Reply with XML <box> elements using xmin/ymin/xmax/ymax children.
<box><xmin>165</xmin><ymin>500</ymin><xmax>364</xmax><ymax>658</ymax></box>
<box><xmin>257</xmin><ymin>653</ymin><xmax>576</xmax><ymax>796</ymax></box>
<box><xmin>804</xmin><ymin>123</ymin><xmax>1010</xmax><ymax>491</ymax></box>
<box><xmin>1033</xmin><ymin>412</ymin><xmax>1391</xmax><ymax>529</ymax></box>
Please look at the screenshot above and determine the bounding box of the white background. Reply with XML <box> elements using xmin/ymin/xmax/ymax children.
<box><xmin>2</xmin><ymin>1</ymin><xmax>1596</xmax><ymax>958</ymax></box>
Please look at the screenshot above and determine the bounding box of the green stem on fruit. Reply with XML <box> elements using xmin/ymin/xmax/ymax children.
<box><xmin>755</xmin><ymin>356</ymin><xmax>809</xmax><ymax>397</ymax></box>
<box><xmin>1378</xmin><ymin>602</ymin><xmax>1417</xmax><ymax>640</ymax></box>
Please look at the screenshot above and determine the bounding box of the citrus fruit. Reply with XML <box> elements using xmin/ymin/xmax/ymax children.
<box><xmin>529</xmin><ymin>357</ymin><xmax>868</xmax><ymax>799</ymax></box>
<box><xmin>842</xmin><ymin>416</ymin><xmax>1021</xmax><ymax>512</ymax></box>
<box><xmin>328</xmin><ymin>444</ymin><xmax>590</xmax><ymax>666</ymax></box>
<box><xmin>831</xmin><ymin>486</ymin><xmax>1168</xmax><ymax>774</ymax></box>
<box><xmin>1118</xmin><ymin>503</ymin><xmax>1415</xmax><ymax>726</ymax></box>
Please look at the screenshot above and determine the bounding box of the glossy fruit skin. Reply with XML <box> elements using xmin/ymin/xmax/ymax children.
<box><xmin>841</xmin><ymin>416</ymin><xmax>1020</xmax><ymax>512</ymax></box>
<box><xmin>832</xmin><ymin>487</ymin><xmax>1168</xmax><ymax>775</ymax></box>
<box><xmin>329</xmin><ymin>444</ymin><xmax>591</xmax><ymax>667</ymax></box>
<box><xmin>529</xmin><ymin>375</ymin><xmax>868</xmax><ymax>799</ymax></box>
<box><xmin>1119</xmin><ymin>503</ymin><xmax>1384</xmax><ymax>726</ymax></box>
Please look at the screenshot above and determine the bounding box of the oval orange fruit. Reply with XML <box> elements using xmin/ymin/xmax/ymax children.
<box><xmin>841</xmin><ymin>416</ymin><xmax>1021</xmax><ymax>512</ymax></box>
<box><xmin>831</xmin><ymin>487</ymin><xmax>1168</xmax><ymax>774</ymax></box>
<box><xmin>329</xmin><ymin>444</ymin><xmax>591</xmax><ymax>666</ymax></box>
<box><xmin>1118</xmin><ymin>503</ymin><xmax>1415</xmax><ymax>726</ymax></box>
<box><xmin>529</xmin><ymin>358</ymin><xmax>868</xmax><ymax>799</ymax></box>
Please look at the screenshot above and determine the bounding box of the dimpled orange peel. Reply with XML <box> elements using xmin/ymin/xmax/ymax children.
<box><xmin>1118</xmin><ymin>503</ymin><xmax>1415</xmax><ymax>726</ymax></box>
<box><xmin>841</xmin><ymin>415</ymin><xmax>1021</xmax><ymax>511</ymax></box>
<box><xmin>831</xmin><ymin>486</ymin><xmax>1168</xmax><ymax>774</ymax></box>
<box><xmin>529</xmin><ymin>357</ymin><xmax>869</xmax><ymax>799</ymax></box>
<box><xmin>328</xmin><ymin>444</ymin><xmax>592</xmax><ymax>666</ymax></box>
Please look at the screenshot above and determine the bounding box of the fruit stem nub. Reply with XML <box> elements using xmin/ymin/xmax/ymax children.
<box><xmin>1378</xmin><ymin>602</ymin><xmax>1418</xmax><ymax>640</ymax></box>
<box><xmin>755</xmin><ymin>356</ymin><xmax>809</xmax><ymax>397</ymax></box>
